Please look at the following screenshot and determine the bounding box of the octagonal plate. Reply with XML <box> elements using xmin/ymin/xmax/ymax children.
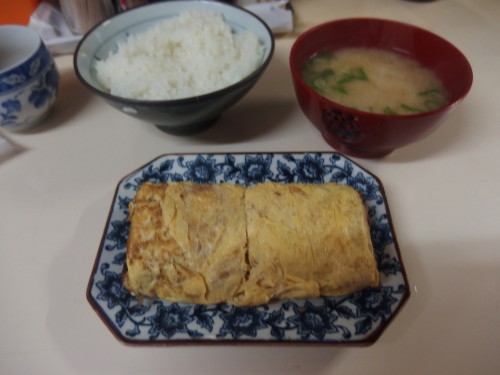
<box><xmin>87</xmin><ymin>152</ymin><xmax>409</xmax><ymax>345</ymax></box>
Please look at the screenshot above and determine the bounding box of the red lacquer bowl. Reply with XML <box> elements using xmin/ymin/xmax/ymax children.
<box><xmin>289</xmin><ymin>18</ymin><xmax>473</xmax><ymax>158</ymax></box>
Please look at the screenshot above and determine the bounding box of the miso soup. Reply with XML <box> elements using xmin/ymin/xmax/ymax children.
<box><xmin>302</xmin><ymin>47</ymin><xmax>448</xmax><ymax>115</ymax></box>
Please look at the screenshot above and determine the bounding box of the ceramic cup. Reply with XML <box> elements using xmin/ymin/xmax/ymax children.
<box><xmin>0</xmin><ymin>25</ymin><xmax>59</xmax><ymax>131</ymax></box>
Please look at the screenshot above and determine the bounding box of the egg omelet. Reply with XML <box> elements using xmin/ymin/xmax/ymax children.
<box><xmin>123</xmin><ymin>182</ymin><xmax>379</xmax><ymax>306</ymax></box>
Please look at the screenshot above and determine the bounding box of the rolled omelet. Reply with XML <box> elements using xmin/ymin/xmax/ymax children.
<box><xmin>123</xmin><ymin>181</ymin><xmax>379</xmax><ymax>306</ymax></box>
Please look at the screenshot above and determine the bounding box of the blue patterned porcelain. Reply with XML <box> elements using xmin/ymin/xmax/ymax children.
<box><xmin>87</xmin><ymin>152</ymin><xmax>409</xmax><ymax>345</ymax></box>
<box><xmin>0</xmin><ymin>25</ymin><xmax>59</xmax><ymax>131</ymax></box>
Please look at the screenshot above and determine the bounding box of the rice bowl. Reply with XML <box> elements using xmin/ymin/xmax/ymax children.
<box><xmin>74</xmin><ymin>0</ymin><xmax>274</xmax><ymax>134</ymax></box>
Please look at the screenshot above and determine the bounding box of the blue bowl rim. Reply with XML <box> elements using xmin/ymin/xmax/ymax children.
<box><xmin>0</xmin><ymin>25</ymin><xmax>43</xmax><ymax>76</ymax></box>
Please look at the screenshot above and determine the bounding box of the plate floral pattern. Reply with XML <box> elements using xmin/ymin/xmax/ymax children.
<box><xmin>87</xmin><ymin>153</ymin><xmax>409</xmax><ymax>345</ymax></box>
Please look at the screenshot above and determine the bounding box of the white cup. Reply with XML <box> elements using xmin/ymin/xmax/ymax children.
<box><xmin>0</xmin><ymin>25</ymin><xmax>59</xmax><ymax>131</ymax></box>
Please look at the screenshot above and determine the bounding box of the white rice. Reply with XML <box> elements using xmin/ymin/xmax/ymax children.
<box><xmin>95</xmin><ymin>10</ymin><xmax>264</xmax><ymax>100</ymax></box>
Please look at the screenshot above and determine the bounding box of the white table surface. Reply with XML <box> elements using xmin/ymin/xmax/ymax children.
<box><xmin>1</xmin><ymin>0</ymin><xmax>499</xmax><ymax>374</ymax></box>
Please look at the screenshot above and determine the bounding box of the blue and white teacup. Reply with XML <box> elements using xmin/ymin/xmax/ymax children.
<box><xmin>0</xmin><ymin>25</ymin><xmax>59</xmax><ymax>131</ymax></box>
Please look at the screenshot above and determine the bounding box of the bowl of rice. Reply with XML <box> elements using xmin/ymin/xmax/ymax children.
<box><xmin>74</xmin><ymin>0</ymin><xmax>274</xmax><ymax>134</ymax></box>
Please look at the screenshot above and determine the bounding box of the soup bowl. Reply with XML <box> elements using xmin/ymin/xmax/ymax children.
<box><xmin>74</xmin><ymin>0</ymin><xmax>274</xmax><ymax>134</ymax></box>
<box><xmin>289</xmin><ymin>18</ymin><xmax>473</xmax><ymax>158</ymax></box>
<box><xmin>0</xmin><ymin>25</ymin><xmax>59</xmax><ymax>131</ymax></box>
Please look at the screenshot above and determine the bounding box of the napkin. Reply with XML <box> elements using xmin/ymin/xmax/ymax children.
<box><xmin>28</xmin><ymin>1</ymin><xmax>82</xmax><ymax>55</ymax></box>
<box><xmin>237</xmin><ymin>0</ymin><xmax>294</xmax><ymax>34</ymax></box>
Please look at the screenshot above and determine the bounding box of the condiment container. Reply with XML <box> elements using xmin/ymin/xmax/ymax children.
<box><xmin>59</xmin><ymin>0</ymin><xmax>116</xmax><ymax>34</ymax></box>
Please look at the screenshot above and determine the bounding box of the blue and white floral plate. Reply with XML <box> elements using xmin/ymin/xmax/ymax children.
<box><xmin>87</xmin><ymin>153</ymin><xmax>409</xmax><ymax>345</ymax></box>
